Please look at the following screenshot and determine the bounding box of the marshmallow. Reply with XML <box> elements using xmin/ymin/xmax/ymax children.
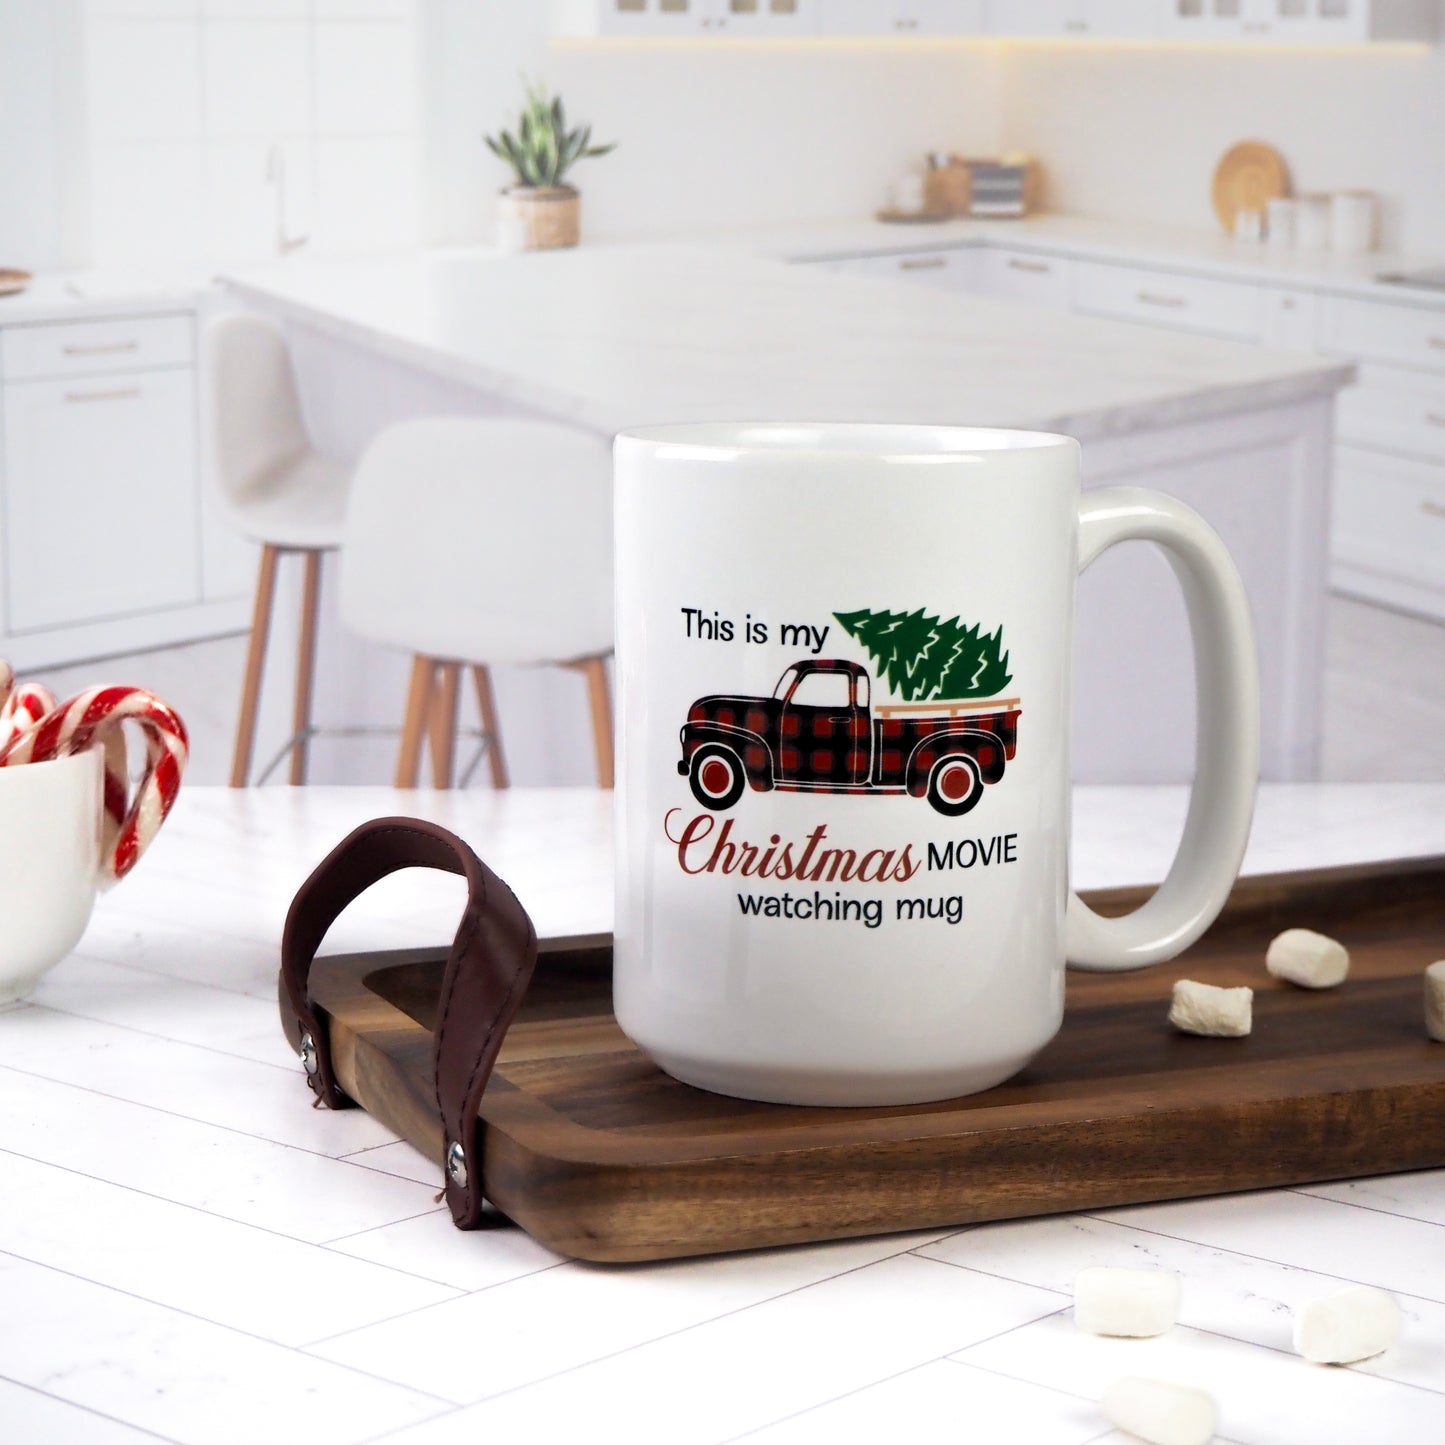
<box><xmin>1425</xmin><ymin>960</ymin><xmax>1445</xmax><ymax>1043</ymax></box>
<box><xmin>1293</xmin><ymin>1284</ymin><xmax>1401</xmax><ymax>1364</ymax></box>
<box><xmin>1169</xmin><ymin>979</ymin><xmax>1253</xmax><ymax>1038</ymax></box>
<box><xmin>1266</xmin><ymin>928</ymin><xmax>1349</xmax><ymax>989</ymax></box>
<box><xmin>1075</xmin><ymin>1266</ymin><xmax>1182</xmax><ymax>1337</ymax></box>
<box><xmin>1101</xmin><ymin>1377</ymin><xmax>1217</xmax><ymax>1445</ymax></box>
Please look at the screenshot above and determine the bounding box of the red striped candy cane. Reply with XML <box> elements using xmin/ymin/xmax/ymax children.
<box><xmin>0</xmin><ymin>686</ymin><xmax>188</xmax><ymax>884</ymax></box>
<box><xmin>0</xmin><ymin>679</ymin><xmax>129</xmax><ymax>844</ymax></box>
<box><xmin>0</xmin><ymin>681</ymin><xmax>56</xmax><ymax>749</ymax></box>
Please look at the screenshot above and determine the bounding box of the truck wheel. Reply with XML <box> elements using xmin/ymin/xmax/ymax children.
<box><xmin>689</xmin><ymin>744</ymin><xmax>746</xmax><ymax>811</ymax></box>
<box><xmin>926</xmin><ymin>753</ymin><xmax>984</xmax><ymax>817</ymax></box>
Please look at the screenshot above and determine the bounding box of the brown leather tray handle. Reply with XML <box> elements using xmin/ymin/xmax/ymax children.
<box><xmin>278</xmin><ymin>816</ymin><xmax>539</xmax><ymax>1229</ymax></box>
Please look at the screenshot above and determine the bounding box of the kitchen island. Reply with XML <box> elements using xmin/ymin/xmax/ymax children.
<box><xmin>225</xmin><ymin>246</ymin><xmax>1351</xmax><ymax>784</ymax></box>
<box><xmin>1</xmin><ymin>783</ymin><xmax>1442</xmax><ymax>1443</ymax></box>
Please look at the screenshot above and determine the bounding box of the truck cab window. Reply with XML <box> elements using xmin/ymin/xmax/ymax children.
<box><xmin>788</xmin><ymin>670</ymin><xmax>852</xmax><ymax>709</ymax></box>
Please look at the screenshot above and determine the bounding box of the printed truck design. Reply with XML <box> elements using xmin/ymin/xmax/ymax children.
<box><xmin>677</xmin><ymin>659</ymin><xmax>1020</xmax><ymax>818</ymax></box>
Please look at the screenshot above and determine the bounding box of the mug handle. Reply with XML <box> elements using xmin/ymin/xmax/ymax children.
<box><xmin>1066</xmin><ymin>487</ymin><xmax>1260</xmax><ymax>972</ymax></box>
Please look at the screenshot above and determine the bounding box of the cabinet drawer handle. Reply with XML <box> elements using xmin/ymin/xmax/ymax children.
<box><xmin>1431</xmin><ymin>337</ymin><xmax>1445</xmax><ymax>351</ymax></box>
<box><xmin>1422</xmin><ymin>499</ymin><xmax>1445</xmax><ymax>520</ymax></box>
<box><xmin>1427</xmin><ymin>413</ymin><xmax>1445</xmax><ymax>429</ymax></box>
<box><xmin>1138</xmin><ymin>291</ymin><xmax>1187</xmax><ymax>309</ymax></box>
<box><xmin>1007</xmin><ymin>257</ymin><xmax>1051</xmax><ymax>274</ymax></box>
<box><xmin>62</xmin><ymin>340</ymin><xmax>139</xmax><ymax>357</ymax></box>
<box><xmin>899</xmin><ymin>257</ymin><xmax>946</xmax><ymax>271</ymax></box>
<box><xmin>65</xmin><ymin>386</ymin><xmax>142</xmax><ymax>403</ymax></box>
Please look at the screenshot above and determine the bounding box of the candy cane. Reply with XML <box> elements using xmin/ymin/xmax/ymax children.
<box><xmin>0</xmin><ymin>679</ymin><xmax>129</xmax><ymax>843</ymax></box>
<box><xmin>0</xmin><ymin>685</ymin><xmax>188</xmax><ymax>885</ymax></box>
<box><xmin>0</xmin><ymin>681</ymin><xmax>56</xmax><ymax>749</ymax></box>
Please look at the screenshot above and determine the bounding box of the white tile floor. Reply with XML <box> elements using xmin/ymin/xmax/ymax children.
<box><xmin>23</xmin><ymin>595</ymin><xmax>1445</xmax><ymax>787</ymax></box>
<box><xmin>0</xmin><ymin>787</ymin><xmax>1441</xmax><ymax>1445</ymax></box>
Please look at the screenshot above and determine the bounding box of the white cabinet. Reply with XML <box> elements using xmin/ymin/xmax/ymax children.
<box><xmin>812</xmin><ymin>248</ymin><xmax>978</xmax><ymax>288</ymax></box>
<box><xmin>2</xmin><ymin>369</ymin><xmax>200</xmax><ymax>633</ymax></box>
<box><xmin>553</xmin><ymin>0</ymin><xmax>715</xmax><ymax>37</ymax></box>
<box><xmin>1335</xmin><ymin>362</ymin><xmax>1445</xmax><ymax>463</ymax></box>
<box><xmin>556</xmin><ymin>0</ymin><xmax>1431</xmax><ymax>39</ymax></box>
<box><xmin>1332</xmin><ymin>445</ymin><xmax>1445</xmax><ymax>615</ymax></box>
<box><xmin>0</xmin><ymin>305</ymin><xmax>249</xmax><ymax>668</ymax></box>
<box><xmin>815</xmin><ymin>0</ymin><xmax>986</xmax><ymax>34</ymax></box>
<box><xmin>974</xmin><ymin>247</ymin><xmax>1074</xmax><ymax>308</ymax></box>
<box><xmin>996</xmin><ymin>0</ymin><xmax>1159</xmax><ymax>39</ymax></box>
<box><xmin>1261</xmin><ymin>287</ymin><xmax>1318</xmax><ymax>351</ymax></box>
<box><xmin>1073</xmin><ymin>259</ymin><xmax>1263</xmax><ymax>341</ymax></box>
<box><xmin>716</xmin><ymin>0</ymin><xmax>820</xmax><ymax>33</ymax></box>
<box><xmin>1161</xmin><ymin>0</ymin><xmax>1434</xmax><ymax>43</ymax></box>
<box><xmin>554</xmin><ymin>0</ymin><xmax>820</xmax><ymax>35</ymax></box>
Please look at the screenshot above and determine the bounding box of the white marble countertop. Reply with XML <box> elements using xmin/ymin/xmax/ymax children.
<box><xmin>223</xmin><ymin>244</ymin><xmax>1351</xmax><ymax>444</ymax></box>
<box><xmin>666</xmin><ymin>210</ymin><xmax>1445</xmax><ymax>308</ymax></box>
<box><xmin>0</xmin><ymin>272</ymin><xmax>201</xmax><ymax>327</ymax></box>
<box><xmin>2</xmin><ymin>784</ymin><xmax>1443</xmax><ymax>1444</ymax></box>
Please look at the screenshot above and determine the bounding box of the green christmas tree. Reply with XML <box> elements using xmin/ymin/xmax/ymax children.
<box><xmin>834</xmin><ymin>608</ymin><xmax>1012</xmax><ymax>701</ymax></box>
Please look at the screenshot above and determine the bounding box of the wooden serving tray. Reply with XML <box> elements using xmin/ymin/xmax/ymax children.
<box><xmin>309</xmin><ymin>856</ymin><xmax>1445</xmax><ymax>1263</ymax></box>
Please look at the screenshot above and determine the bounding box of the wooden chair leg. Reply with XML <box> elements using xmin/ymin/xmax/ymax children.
<box><xmin>471</xmin><ymin>665</ymin><xmax>509</xmax><ymax>789</ymax></box>
<box><xmin>572</xmin><ymin>655</ymin><xmax>614</xmax><ymax>790</ymax></box>
<box><xmin>289</xmin><ymin>549</ymin><xmax>323</xmax><ymax>785</ymax></box>
<box><xmin>230</xmin><ymin>544</ymin><xmax>280</xmax><ymax>788</ymax></box>
<box><xmin>395</xmin><ymin>655</ymin><xmax>434</xmax><ymax>788</ymax></box>
<box><xmin>428</xmin><ymin>661</ymin><xmax>461</xmax><ymax>789</ymax></box>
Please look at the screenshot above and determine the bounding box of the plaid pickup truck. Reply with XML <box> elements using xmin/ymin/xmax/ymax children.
<box><xmin>677</xmin><ymin>659</ymin><xmax>1020</xmax><ymax>818</ymax></box>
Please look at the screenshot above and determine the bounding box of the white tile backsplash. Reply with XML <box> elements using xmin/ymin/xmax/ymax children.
<box><xmin>313</xmin><ymin>0</ymin><xmax>415</xmax><ymax>17</ymax></box>
<box><xmin>314</xmin><ymin>19</ymin><xmax>416</xmax><ymax>136</ymax></box>
<box><xmin>314</xmin><ymin>135</ymin><xmax>419</xmax><ymax>252</ymax></box>
<box><xmin>204</xmin><ymin>0</ymin><xmax>309</xmax><ymax>14</ymax></box>
<box><xmin>81</xmin><ymin>3</ymin><xmax>418</xmax><ymax>265</ymax></box>
<box><xmin>202</xmin><ymin>19</ymin><xmax>312</xmax><ymax>140</ymax></box>
<box><xmin>87</xmin><ymin>0</ymin><xmax>200</xmax><ymax>18</ymax></box>
<box><xmin>87</xmin><ymin>141</ymin><xmax>206</xmax><ymax>267</ymax></box>
<box><xmin>203</xmin><ymin>137</ymin><xmax>315</xmax><ymax>261</ymax></box>
<box><xmin>85</xmin><ymin>20</ymin><xmax>203</xmax><ymax>143</ymax></box>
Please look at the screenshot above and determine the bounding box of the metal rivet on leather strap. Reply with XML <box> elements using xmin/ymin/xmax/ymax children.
<box><xmin>300</xmin><ymin>1032</ymin><xmax>319</xmax><ymax>1079</ymax></box>
<box><xmin>446</xmin><ymin>1140</ymin><xmax>468</xmax><ymax>1190</ymax></box>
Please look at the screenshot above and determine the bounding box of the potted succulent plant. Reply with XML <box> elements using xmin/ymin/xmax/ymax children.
<box><xmin>485</xmin><ymin>81</ymin><xmax>615</xmax><ymax>252</ymax></box>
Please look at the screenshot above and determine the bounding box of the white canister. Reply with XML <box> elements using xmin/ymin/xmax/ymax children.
<box><xmin>1331</xmin><ymin>191</ymin><xmax>1377</xmax><ymax>254</ymax></box>
<box><xmin>1266</xmin><ymin>197</ymin><xmax>1297</xmax><ymax>248</ymax></box>
<box><xmin>1295</xmin><ymin>193</ymin><xmax>1331</xmax><ymax>250</ymax></box>
<box><xmin>1234</xmin><ymin>207</ymin><xmax>1263</xmax><ymax>243</ymax></box>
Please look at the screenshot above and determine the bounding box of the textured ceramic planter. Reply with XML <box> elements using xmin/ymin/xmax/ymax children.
<box><xmin>498</xmin><ymin>185</ymin><xmax>580</xmax><ymax>251</ymax></box>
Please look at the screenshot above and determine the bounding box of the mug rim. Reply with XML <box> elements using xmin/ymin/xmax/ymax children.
<box><xmin>0</xmin><ymin>745</ymin><xmax>104</xmax><ymax>781</ymax></box>
<box><xmin>615</xmin><ymin>422</ymin><xmax>1077</xmax><ymax>463</ymax></box>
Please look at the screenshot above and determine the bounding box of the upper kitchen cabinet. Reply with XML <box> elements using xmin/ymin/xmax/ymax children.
<box><xmin>717</xmin><ymin>0</ymin><xmax>821</xmax><ymax>33</ymax></box>
<box><xmin>1161</xmin><ymin>0</ymin><xmax>1437</xmax><ymax>44</ymax></box>
<box><xmin>997</xmin><ymin>1</ymin><xmax>1160</xmax><ymax>40</ymax></box>
<box><xmin>553</xmin><ymin>0</ymin><xmax>821</xmax><ymax>37</ymax></box>
<box><xmin>818</xmin><ymin>1</ymin><xmax>987</xmax><ymax>35</ymax></box>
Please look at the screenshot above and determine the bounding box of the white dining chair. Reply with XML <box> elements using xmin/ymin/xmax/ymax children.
<box><xmin>206</xmin><ymin>313</ymin><xmax>351</xmax><ymax>787</ymax></box>
<box><xmin>338</xmin><ymin>416</ymin><xmax>614</xmax><ymax>789</ymax></box>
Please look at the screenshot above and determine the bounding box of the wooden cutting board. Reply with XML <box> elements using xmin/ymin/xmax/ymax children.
<box><xmin>305</xmin><ymin>856</ymin><xmax>1445</xmax><ymax>1263</ymax></box>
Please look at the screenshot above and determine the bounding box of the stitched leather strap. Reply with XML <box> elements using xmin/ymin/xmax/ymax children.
<box><xmin>278</xmin><ymin>816</ymin><xmax>539</xmax><ymax>1229</ymax></box>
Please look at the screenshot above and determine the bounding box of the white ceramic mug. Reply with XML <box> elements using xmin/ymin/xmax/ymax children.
<box><xmin>0</xmin><ymin>747</ymin><xmax>103</xmax><ymax>1008</ymax></box>
<box><xmin>613</xmin><ymin>424</ymin><xmax>1259</xmax><ymax>1107</ymax></box>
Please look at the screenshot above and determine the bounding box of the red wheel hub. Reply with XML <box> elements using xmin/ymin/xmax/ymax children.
<box><xmin>939</xmin><ymin>762</ymin><xmax>973</xmax><ymax>801</ymax></box>
<box><xmin>700</xmin><ymin>758</ymin><xmax>732</xmax><ymax>795</ymax></box>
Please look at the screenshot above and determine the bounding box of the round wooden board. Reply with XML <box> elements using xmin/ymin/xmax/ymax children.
<box><xmin>1211</xmin><ymin>141</ymin><xmax>1289</xmax><ymax>234</ymax></box>
<box><xmin>0</xmin><ymin>268</ymin><xmax>33</xmax><ymax>298</ymax></box>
